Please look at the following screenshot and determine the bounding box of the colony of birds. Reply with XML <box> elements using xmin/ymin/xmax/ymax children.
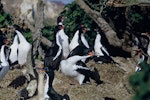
<box><xmin>0</xmin><ymin>15</ymin><xmax>149</xmax><ymax>100</ymax></box>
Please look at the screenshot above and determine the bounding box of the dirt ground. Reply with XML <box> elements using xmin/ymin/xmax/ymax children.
<box><xmin>0</xmin><ymin>57</ymin><xmax>136</xmax><ymax>100</ymax></box>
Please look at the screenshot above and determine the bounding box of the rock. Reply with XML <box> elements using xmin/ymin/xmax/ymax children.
<box><xmin>1</xmin><ymin>0</ymin><xmax>64</xmax><ymax>24</ymax></box>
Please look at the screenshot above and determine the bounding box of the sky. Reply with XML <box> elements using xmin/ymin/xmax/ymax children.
<box><xmin>48</xmin><ymin>0</ymin><xmax>74</xmax><ymax>4</ymax></box>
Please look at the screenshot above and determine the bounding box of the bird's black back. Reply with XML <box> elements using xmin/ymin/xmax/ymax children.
<box><xmin>44</xmin><ymin>42</ymin><xmax>62</xmax><ymax>70</ymax></box>
<box><xmin>68</xmin><ymin>45</ymin><xmax>91</xmax><ymax>58</ymax></box>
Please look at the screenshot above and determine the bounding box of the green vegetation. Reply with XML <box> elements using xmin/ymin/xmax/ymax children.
<box><xmin>129</xmin><ymin>60</ymin><xmax>150</xmax><ymax>100</ymax></box>
<box><xmin>0</xmin><ymin>13</ymin><xmax>12</xmax><ymax>28</ymax></box>
<box><xmin>61</xmin><ymin>2</ymin><xmax>99</xmax><ymax>46</ymax></box>
<box><xmin>0</xmin><ymin>3</ymin><xmax>13</xmax><ymax>28</ymax></box>
<box><xmin>42</xmin><ymin>24</ymin><xmax>56</xmax><ymax>41</ymax></box>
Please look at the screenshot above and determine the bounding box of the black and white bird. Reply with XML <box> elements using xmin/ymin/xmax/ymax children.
<box><xmin>56</xmin><ymin>23</ymin><xmax>70</xmax><ymax>59</ymax></box>
<box><xmin>44</xmin><ymin>31</ymin><xmax>62</xmax><ymax>70</ymax></box>
<box><xmin>9</xmin><ymin>35</ymin><xmax>19</xmax><ymax>65</ymax></box>
<box><xmin>68</xmin><ymin>25</ymin><xmax>91</xmax><ymax>62</ymax></box>
<box><xmin>57</xmin><ymin>16</ymin><xmax>70</xmax><ymax>59</ymax></box>
<box><xmin>31</xmin><ymin>67</ymin><xmax>51</xmax><ymax>100</ymax></box>
<box><xmin>134</xmin><ymin>49</ymin><xmax>146</xmax><ymax>72</ymax></box>
<box><xmin>15</xmin><ymin>30</ymin><xmax>31</xmax><ymax>66</ymax></box>
<box><xmin>44</xmin><ymin>23</ymin><xmax>65</xmax><ymax>71</ymax></box>
<box><xmin>93</xmin><ymin>30</ymin><xmax>117</xmax><ymax>64</ymax></box>
<box><xmin>60</xmin><ymin>53</ymin><xmax>103</xmax><ymax>85</ymax></box>
<box><xmin>69</xmin><ymin>25</ymin><xmax>89</xmax><ymax>52</ymax></box>
<box><xmin>0</xmin><ymin>45</ymin><xmax>11</xmax><ymax>81</ymax></box>
<box><xmin>34</xmin><ymin>67</ymin><xmax>70</xmax><ymax>100</ymax></box>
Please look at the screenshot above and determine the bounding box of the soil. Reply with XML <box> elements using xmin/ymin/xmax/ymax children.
<box><xmin>0</xmin><ymin>57</ymin><xmax>136</xmax><ymax>100</ymax></box>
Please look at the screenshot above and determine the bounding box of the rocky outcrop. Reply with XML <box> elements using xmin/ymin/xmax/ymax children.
<box><xmin>1</xmin><ymin>0</ymin><xmax>64</xmax><ymax>24</ymax></box>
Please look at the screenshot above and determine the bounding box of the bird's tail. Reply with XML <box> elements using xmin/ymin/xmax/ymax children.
<box><xmin>90</xmin><ymin>68</ymin><xmax>103</xmax><ymax>85</ymax></box>
<box><xmin>112</xmin><ymin>60</ymin><xmax>120</xmax><ymax>66</ymax></box>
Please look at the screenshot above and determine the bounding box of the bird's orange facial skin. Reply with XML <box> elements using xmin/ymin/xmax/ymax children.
<box><xmin>4</xmin><ymin>39</ymin><xmax>11</xmax><ymax>45</ymax></box>
<box><xmin>34</xmin><ymin>63</ymin><xmax>46</xmax><ymax>72</ymax></box>
<box><xmin>88</xmin><ymin>52</ymin><xmax>94</xmax><ymax>56</ymax></box>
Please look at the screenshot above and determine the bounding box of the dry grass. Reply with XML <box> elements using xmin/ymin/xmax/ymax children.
<box><xmin>0</xmin><ymin>57</ymin><xmax>135</xmax><ymax>100</ymax></box>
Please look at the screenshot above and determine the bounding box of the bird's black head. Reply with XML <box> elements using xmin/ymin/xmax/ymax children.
<box><xmin>13</xmin><ymin>24</ymin><xmax>23</xmax><ymax>32</ymax></box>
<box><xmin>78</xmin><ymin>24</ymin><xmax>87</xmax><ymax>34</ymax></box>
<box><xmin>57</xmin><ymin>15</ymin><xmax>65</xmax><ymax>25</ymax></box>
<box><xmin>54</xmin><ymin>24</ymin><xmax>64</xmax><ymax>34</ymax></box>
